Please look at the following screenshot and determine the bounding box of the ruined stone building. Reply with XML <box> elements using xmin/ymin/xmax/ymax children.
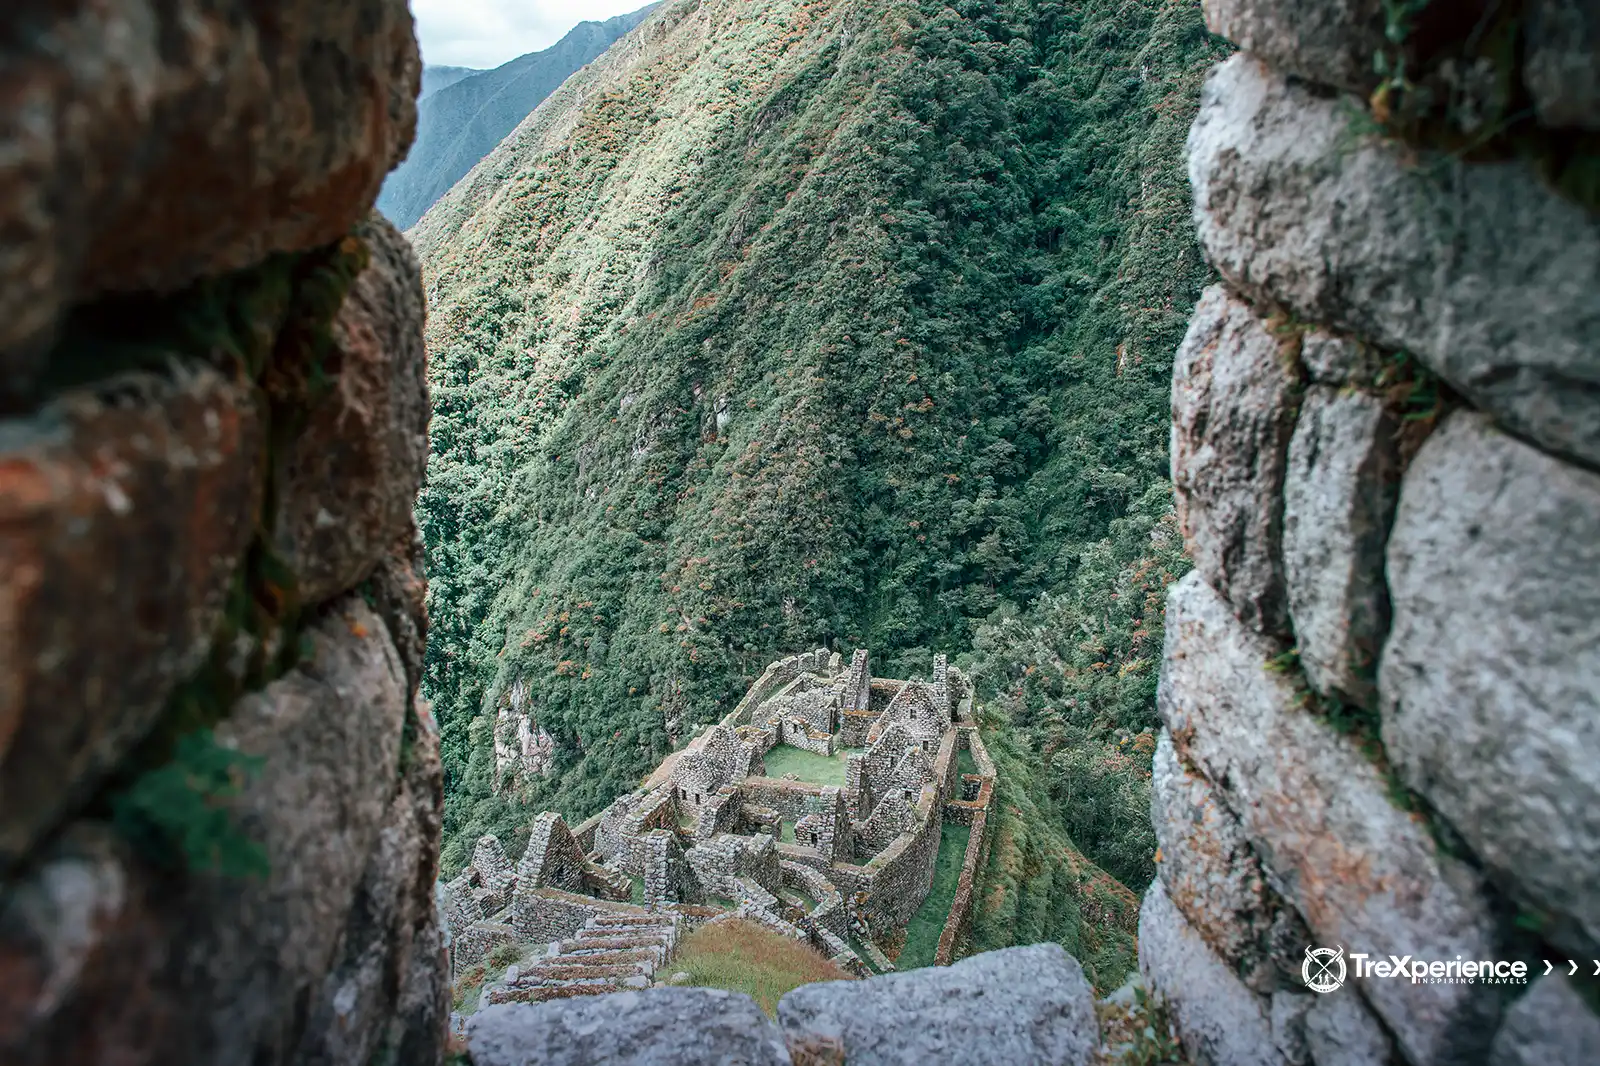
<box><xmin>442</xmin><ymin>648</ymin><xmax>997</xmax><ymax>1003</ymax></box>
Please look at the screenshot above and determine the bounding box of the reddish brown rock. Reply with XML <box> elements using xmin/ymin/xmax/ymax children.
<box><xmin>0</xmin><ymin>0</ymin><xmax>421</xmax><ymax>400</ymax></box>
<box><xmin>0</xmin><ymin>365</ymin><xmax>265</xmax><ymax>870</ymax></box>
<box><xmin>272</xmin><ymin>215</ymin><xmax>430</xmax><ymax>607</ymax></box>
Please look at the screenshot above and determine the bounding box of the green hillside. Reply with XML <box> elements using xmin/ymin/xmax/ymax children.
<box><xmin>414</xmin><ymin>0</ymin><xmax>1225</xmax><ymax>964</ymax></box>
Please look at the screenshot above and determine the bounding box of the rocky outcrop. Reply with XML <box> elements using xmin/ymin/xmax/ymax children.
<box><xmin>470</xmin><ymin>988</ymin><xmax>794</xmax><ymax>1066</ymax></box>
<box><xmin>778</xmin><ymin>943</ymin><xmax>1099</xmax><ymax>1066</ymax></box>
<box><xmin>0</xmin><ymin>0</ymin><xmax>421</xmax><ymax>401</ymax></box>
<box><xmin>1189</xmin><ymin>54</ymin><xmax>1600</xmax><ymax>470</ymax></box>
<box><xmin>1146</xmin><ymin>5</ymin><xmax>1600</xmax><ymax>1064</ymax></box>
<box><xmin>0</xmin><ymin>1</ymin><xmax>444</xmax><ymax>1063</ymax></box>
<box><xmin>464</xmin><ymin>945</ymin><xmax>1101</xmax><ymax>1066</ymax></box>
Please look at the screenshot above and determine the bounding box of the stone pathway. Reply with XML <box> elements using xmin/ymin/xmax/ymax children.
<box><xmin>483</xmin><ymin>912</ymin><xmax>683</xmax><ymax>1005</ymax></box>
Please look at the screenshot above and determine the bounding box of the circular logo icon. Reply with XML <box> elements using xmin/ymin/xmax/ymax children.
<box><xmin>1303</xmin><ymin>946</ymin><xmax>1347</xmax><ymax>994</ymax></box>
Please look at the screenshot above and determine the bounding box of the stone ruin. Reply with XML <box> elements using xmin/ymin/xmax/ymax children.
<box><xmin>1137</xmin><ymin>4</ymin><xmax>1600</xmax><ymax>1065</ymax></box>
<box><xmin>441</xmin><ymin>648</ymin><xmax>1000</xmax><ymax>1005</ymax></box>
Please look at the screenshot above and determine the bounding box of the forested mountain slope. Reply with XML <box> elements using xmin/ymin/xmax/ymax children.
<box><xmin>415</xmin><ymin>0</ymin><xmax>1226</xmax><ymax>978</ymax></box>
<box><xmin>379</xmin><ymin>6</ymin><xmax>657</xmax><ymax>228</ymax></box>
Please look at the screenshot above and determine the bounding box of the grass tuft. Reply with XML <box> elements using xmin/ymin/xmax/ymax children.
<box><xmin>672</xmin><ymin>919</ymin><xmax>851</xmax><ymax>1015</ymax></box>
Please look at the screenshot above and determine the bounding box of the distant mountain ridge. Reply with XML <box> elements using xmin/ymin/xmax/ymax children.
<box><xmin>419</xmin><ymin>65</ymin><xmax>480</xmax><ymax>101</ymax></box>
<box><xmin>379</xmin><ymin>5</ymin><xmax>657</xmax><ymax>229</ymax></box>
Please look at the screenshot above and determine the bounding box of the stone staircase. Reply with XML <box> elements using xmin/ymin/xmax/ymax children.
<box><xmin>484</xmin><ymin>912</ymin><xmax>682</xmax><ymax>1005</ymax></box>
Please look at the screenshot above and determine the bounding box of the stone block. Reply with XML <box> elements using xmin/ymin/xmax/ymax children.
<box><xmin>1300</xmin><ymin>332</ymin><xmax>1384</xmax><ymax>389</ymax></box>
<box><xmin>296</xmin><ymin>697</ymin><xmax>448</xmax><ymax>1066</ymax></box>
<box><xmin>1189</xmin><ymin>55</ymin><xmax>1600</xmax><ymax>468</ymax></box>
<box><xmin>1488</xmin><ymin>976</ymin><xmax>1600</xmax><ymax>1066</ymax></box>
<box><xmin>1151</xmin><ymin>729</ymin><xmax>1305</xmax><ymax>993</ymax></box>
<box><xmin>0</xmin><ymin>595</ymin><xmax>424</xmax><ymax>1065</ymax></box>
<box><xmin>1159</xmin><ymin>571</ymin><xmax>1503</xmax><ymax>1063</ymax></box>
<box><xmin>1380</xmin><ymin>411</ymin><xmax>1600</xmax><ymax>957</ymax></box>
<box><xmin>777</xmin><ymin>943</ymin><xmax>1099</xmax><ymax>1066</ymax></box>
<box><xmin>1171</xmin><ymin>284</ymin><xmax>1301</xmax><ymax>635</ymax></box>
<box><xmin>0</xmin><ymin>364</ymin><xmax>264</xmax><ymax>869</ymax></box>
<box><xmin>271</xmin><ymin>214</ymin><xmax>430</xmax><ymax>606</ymax></box>
<box><xmin>468</xmin><ymin>988</ymin><xmax>794</xmax><ymax>1066</ymax></box>
<box><xmin>1283</xmin><ymin>386</ymin><xmax>1401</xmax><ymax>708</ymax></box>
<box><xmin>0</xmin><ymin>0</ymin><xmax>420</xmax><ymax>393</ymax></box>
<box><xmin>1138</xmin><ymin>880</ymin><xmax>1287</xmax><ymax>1066</ymax></box>
<box><xmin>1303</xmin><ymin>991</ymin><xmax>1400</xmax><ymax>1066</ymax></box>
<box><xmin>1202</xmin><ymin>0</ymin><xmax>1385</xmax><ymax>93</ymax></box>
<box><xmin>1526</xmin><ymin>0</ymin><xmax>1600</xmax><ymax>131</ymax></box>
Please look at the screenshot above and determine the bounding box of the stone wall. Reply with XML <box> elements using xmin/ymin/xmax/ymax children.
<box><xmin>0</xmin><ymin>4</ymin><xmax>447</xmax><ymax>1063</ymax></box>
<box><xmin>1144</xmin><ymin>6</ymin><xmax>1600</xmax><ymax>1065</ymax></box>
<box><xmin>935</xmin><ymin>730</ymin><xmax>995</xmax><ymax>966</ymax></box>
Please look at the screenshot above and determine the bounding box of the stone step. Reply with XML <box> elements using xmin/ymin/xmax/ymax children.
<box><xmin>589</xmin><ymin>913</ymin><xmax>668</xmax><ymax>928</ymax></box>
<box><xmin>485</xmin><ymin>978</ymin><xmax>644</xmax><ymax>1006</ymax></box>
<box><xmin>521</xmin><ymin>961</ymin><xmax>646</xmax><ymax>983</ymax></box>
<box><xmin>539</xmin><ymin>947</ymin><xmax>661</xmax><ymax>969</ymax></box>
<box><xmin>561</xmin><ymin>933</ymin><xmax>671</xmax><ymax>953</ymax></box>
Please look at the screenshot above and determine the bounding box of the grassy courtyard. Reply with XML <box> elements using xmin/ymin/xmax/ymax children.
<box><xmin>760</xmin><ymin>744</ymin><xmax>851</xmax><ymax>787</ymax></box>
<box><xmin>895</xmin><ymin>821</ymin><xmax>973</xmax><ymax>969</ymax></box>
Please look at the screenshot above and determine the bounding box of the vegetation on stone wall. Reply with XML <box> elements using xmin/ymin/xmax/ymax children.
<box><xmin>416</xmin><ymin>0</ymin><xmax>1226</xmax><ymax>972</ymax></box>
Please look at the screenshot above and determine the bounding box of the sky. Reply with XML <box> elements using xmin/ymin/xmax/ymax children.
<box><xmin>413</xmin><ymin>0</ymin><xmax>648</xmax><ymax>70</ymax></box>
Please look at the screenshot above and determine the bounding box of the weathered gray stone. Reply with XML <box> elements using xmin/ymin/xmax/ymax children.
<box><xmin>364</xmin><ymin>524</ymin><xmax>431</xmax><ymax>700</ymax></box>
<box><xmin>1299</xmin><ymin>332</ymin><xmax>1385</xmax><ymax>389</ymax></box>
<box><xmin>468</xmin><ymin>988</ymin><xmax>794</xmax><ymax>1066</ymax></box>
<box><xmin>1201</xmin><ymin>0</ymin><xmax>1384</xmax><ymax>93</ymax></box>
<box><xmin>1270</xmin><ymin>992</ymin><xmax>1314</xmax><ymax>1066</ymax></box>
<box><xmin>0</xmin><ymin>0</ymin><xmax>421</xmax><ymax>396</ymax></box>
<box><xmin>1304</xmin><ymin>991</ymin><xmax>1400</xmax><ymax>1066</ymax></box>
<box><xmin>1488</xmin><ymin>976</ymin><xmax>1600</xmax><ymax>1066</ymax></box>
<box><xmin>295</xmin><ymin>697</ymin><xmax>448</xmax><ymax>1066</ymax></box>
<box><xmin>778</xmin><ymin>943</ymin><xmax>1099</xmax><ymax>1066</ymax></box>
<box><xmin>1151</xmin><ymin>729</ymin><xmax>1305</xmax><ymax>993</ymax></box>
<box><xmin>0</xmin><ymin>596</ymin><xmax>428</xmax><ymax>1066</ymax></box>
<box><xmin>1171</xmin><ymin>283</ymin><xmax>1301</xmax><ymax>636</ymax></box>
<box><xmin>0</xmin><ymin>364</ymin><xmax>264</xmax><ymax>870</ymax></box>
<box><xmin>1160</xmin><ymin>571</ymin><xmax>1503</xmax><ymax>1063</ymax></box>
<box><xmin>1283</xmin><ymin>386</ymin><xmax>1401</xmax><ymax>708</ymax></box>
<box><xmin>1189</xmin><ymin>55</ymin><xmax>1600</xmax><ymax>468</ymax></box>
<box><xmin>272</xmin><ymin>214</ymin><xmax>430</xmax><ymax>607</ymax></box>
<box><xmin>1526</xmin><ymin>0</ymin><xmax>1600</xmax><ymax>131</ymax></box>
<box><xmin>176</xmin><ymin>595</ymin><xmax>413</xmax><ymax>1065</ymax></box>
<box><xmin>1139</xmin><ymin>880</ymin><xmax>1286</xmax><ymax>1066</ymax></box>
<box><xmin>1380</xmin><ymin>411</ymin><xmax>1600</xmax><ymax>958</ymax></box>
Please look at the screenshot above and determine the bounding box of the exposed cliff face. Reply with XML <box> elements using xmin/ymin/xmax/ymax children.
<box><xmin>1145</xmin><ymin>3</ymin><xmax>1600</xmax><ymax>1064</ymax></box>
<box><xmin>0</xmin><ymin>4</ymin><xmax>446</xmax><ymax>1064</ymax></box>
<box><xmin>378</xmin><ymin>7</ymin><xmax>657</xmax><ymax>230</ymax></box>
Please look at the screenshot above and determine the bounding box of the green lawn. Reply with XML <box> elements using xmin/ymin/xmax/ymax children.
<box><xmin>896</xmin><ymin>822</ymin><xmax>973</xmax><ymax>969</ymax></box>
<box><xmin>957</xmin><ymin>747</ymin><xmax>979</xmax><ymax>777</ymax></box>
<box><xmin>630</xmin><ymin>875</ymin><xmax>645</xmax><ymax>906</ymax></box>
<box><xmin>761</xmin><ymin>745</ymin><xmax>849</xmax><ymax>787</ymax></box>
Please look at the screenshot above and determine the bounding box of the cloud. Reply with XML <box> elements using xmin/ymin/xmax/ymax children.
<box><xmin>413</xmin><ymin>0</ymin><xmax>649</xmax><ymax>70</ymax></box>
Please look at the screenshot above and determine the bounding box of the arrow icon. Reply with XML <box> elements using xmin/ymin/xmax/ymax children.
<box><xmin>1569</xmin><ymin>960</ymin><xmax>1579</xmax><ymax>976</ymax></box>
<box><xmin>1544</xmin><ymin>960</ymin><xmax>1554</xmax><ymax>975</ymax></box>
<box><xmin>1593</xmin><ymin>961</ymin><xmax>1599</xmax><ymax>976</ymax></box>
